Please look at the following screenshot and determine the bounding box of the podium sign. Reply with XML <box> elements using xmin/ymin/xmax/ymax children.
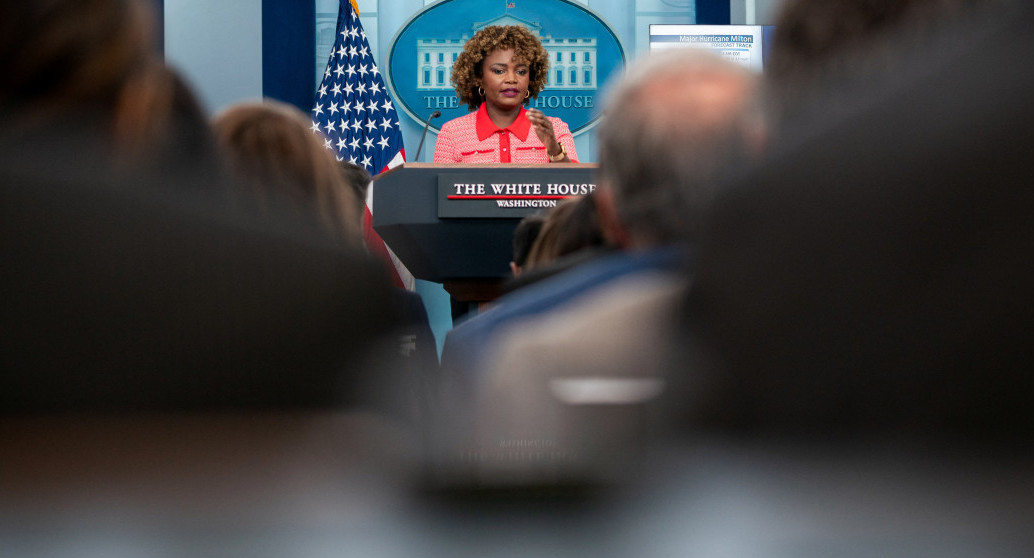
<box><xmin>438</xmin><ymin>170</ymin><xmax>596</xmax><ymax>218</ymax></box>
<box><xmin>372</xmin><ymin>163</ymin><xmax>597</xmax><ymax>282</ymax></box>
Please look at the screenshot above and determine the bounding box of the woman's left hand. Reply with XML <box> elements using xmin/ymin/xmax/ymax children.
<box><xmin>526</xmin><ymin>108</ymin><xmax>564</xmax><ymax>159</ymax></box>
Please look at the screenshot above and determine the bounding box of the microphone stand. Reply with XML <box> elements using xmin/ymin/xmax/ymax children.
<box><xmin>413</xmin><ymin>110</ymin><xmax>441</xmax><ymax>161</ymax></box>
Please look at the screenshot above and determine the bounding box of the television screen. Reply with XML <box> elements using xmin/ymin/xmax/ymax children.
<box><xmin>649</xmin><ymin>24</ymin><xmax>776</xmax><ymax>73</ymax></box>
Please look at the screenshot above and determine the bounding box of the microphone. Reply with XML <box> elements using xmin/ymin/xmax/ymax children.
<box><xmin>413</xmin><ymin>110</ymin><xmax>441</xmax><ymax>162</ymax></box>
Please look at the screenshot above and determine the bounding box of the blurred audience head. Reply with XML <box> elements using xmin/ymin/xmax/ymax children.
<box><xmin>212</xmin><ymin>100</ymin><xmax>363</xmax><ymax>247</ymax></box>
<box><xmin>0</xmin><ymin>0</ymin><xmax>220</xmax><ymax>180</ymax></box>
<box><xmin>338</xmin><ymin>160</ymin><xmax>373</xmax><ymax>226</ymax></box>
<box><xmin>112</xmin><ymin>60</ymin><xmax>220</xmax><ymax>177</ymax></box>
<box><xmin>0</xmin><ymin>0</ymin><xmax>157</xmax><ymax>132</ymax></box>
<box><xmin>765</xmin><ymin>0</ymin><xmax>999</xmax><ymax>129</ymax></box>
<box><xmin>509</xmin><ymin>213</ymin><xmax>546</xmax><ymax>277</ymax></box>
<box><xmin>523</xmin><ymin>193</ymin><xmax>605</xmax><ymax>271</ymax></box>
<box><xmin>596</xmin><ymin>48</ymin><xmax>761</xmax><ymax>248</ymax></box>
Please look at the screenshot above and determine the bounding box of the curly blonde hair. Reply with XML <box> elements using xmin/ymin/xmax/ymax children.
<box><xmin>451</xmin><ymin>25</ymin><xmax>550</xmax><ymax>111</ymax></box>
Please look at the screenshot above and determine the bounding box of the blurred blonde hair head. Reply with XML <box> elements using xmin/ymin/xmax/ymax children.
<box><xmin>212</xmin><ymin>100</ymin><xmax>362</xmax><ymax>247</ymax></box>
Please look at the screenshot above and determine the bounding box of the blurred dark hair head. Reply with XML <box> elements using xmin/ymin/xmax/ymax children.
<box><xmin>552</xmin><ymin>192</ymin><xmax>605</xmax><ymax>259</ymax></box>
<box><xmin>765</xmin><ymin>0</ymin><xmax>1000</xmax><ymax>128</ymax></box>
<box><xmin>0</xmin><ymin>0</ymin><xmax>215</xmax><ymax>181</ymax></box>
<box><xmin>111</xmin><ymin>61</ymin><xmax>220</xmax><ymax>178</ymax></box>
<box><xmin>338</xmin><ymin>160</ymin><xmax>372</xmax><ymax>225</ymax></box>
<box><xmin>0</xmin><ymin>0</ymin><xmax>157</xmax><ymax>129</ymax></box>
<box><xmin>511</xmin><ymin>213</ymin><xmax>546</xmax><ymax>269</ymax></box>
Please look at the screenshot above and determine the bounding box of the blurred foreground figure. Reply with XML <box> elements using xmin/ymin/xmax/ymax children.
<box><xmin>0</xmin><ymin>2</ymin><xmax>419</xmax><ymax>548</ymax></box>
<box><xmin>0</xmin><ymin>0</ymin><xmax>404</xmax><ymax>413</ymax></box>
<box><xmin>0</xmin><ymin>0</ymin><xmax>219</xmax><ymax>179</ymax></box>
<box><xmin>0</xmin><ymin>131</ymin><xmax>402</xmax><ymax>413</ymax></box>
<box><xmin>616</xmin><ymin>2</ymin><xmax>1029</xmax><ymax>553</ymax></box>
<box><xmin>677</xmin><ymin>0</ymin><xmax>1033</xmax><ymax>445</ymax></box>
<box><xmin>212</xmin><ymin>99</ymin><xmax>439</xmax><ymax>414</ymax></box>
<box><xmin>431</xmin><ymin>48</ymin><xmax>761</xmax><ymax>489</ymax></box>
<box><xmin>0</xmin><ymin>60</ymin><xmax>419</xmax><ymax>558</ymax></box>
<box><xmin>645</xmin><ymin>2</ymin><xmax>1034</xmax><ymax>555</ymax></box>
<box><xmin>764</xmin><ymin>0</ymin><xmax>1000</xmax><ymax>130</ymax></box>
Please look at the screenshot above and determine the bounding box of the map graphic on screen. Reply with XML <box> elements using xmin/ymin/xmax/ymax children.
<box><xmin>649</xmin><ymin>24</ymin><xmax>776</xmax><ymax>73</ymax></box>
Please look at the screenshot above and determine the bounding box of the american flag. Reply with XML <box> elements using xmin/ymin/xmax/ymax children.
<box><xmin>312</xmin><ymin>0</ymin><xmax>405</xmax><ymax>173</ymax></box>
<box><xmin>312</xmin><ymin>0</ymin><xmax>412</xmax><ymax>289</ymax></box>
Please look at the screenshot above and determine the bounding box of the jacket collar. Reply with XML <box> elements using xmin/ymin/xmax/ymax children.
<box><xmin>475</xmin><ymin>103</ymin><xmax>530</xmax><ymax>141</ymax></box>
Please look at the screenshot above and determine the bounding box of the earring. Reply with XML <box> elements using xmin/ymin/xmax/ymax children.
<box><xmin>524</xmin><ymin>90</ymin><xmax>530</xmax><ymax>99</ymax></box>
<box><xmin>478</xmin><ymin>86</ymin><xmax>485</xmax><ymax>97</ymax></box>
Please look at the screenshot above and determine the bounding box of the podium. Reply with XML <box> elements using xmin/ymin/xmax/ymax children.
<box><xmin>371</xmin><ymin>163</ymin><xmax>598</xmax><ymax>303</ymax></box>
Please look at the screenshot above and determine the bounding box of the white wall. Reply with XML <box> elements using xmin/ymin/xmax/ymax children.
<box><xmin>756</xmin><ymin>0</ymin><xmax>785</xmax><ymax>24</ymax></box>
<box><xmin>164</xmin><ymin>0</ymin><xmax>264</xmax><ymax>115</ymax></box>
<box><xmin>163</xmin><ymin>1</ymin><xmax>782</xmax><ymax>117</ymax></box>
<box><xmin>731</xmin><ymin>0</ymin><xmax>785</xmax><ymax>24</ymax></box>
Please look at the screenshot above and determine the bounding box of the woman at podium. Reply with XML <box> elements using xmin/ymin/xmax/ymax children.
<box><xmin>433</xmin><ymin>25</ymin><xmax>578</xmax><ymax>164</ymax></box>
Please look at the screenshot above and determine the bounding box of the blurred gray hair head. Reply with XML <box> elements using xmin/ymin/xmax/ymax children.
<box><xmin>596</xmin><ymin>48</ymin><xmax>762</xmax><ymax>245</ymax></box>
